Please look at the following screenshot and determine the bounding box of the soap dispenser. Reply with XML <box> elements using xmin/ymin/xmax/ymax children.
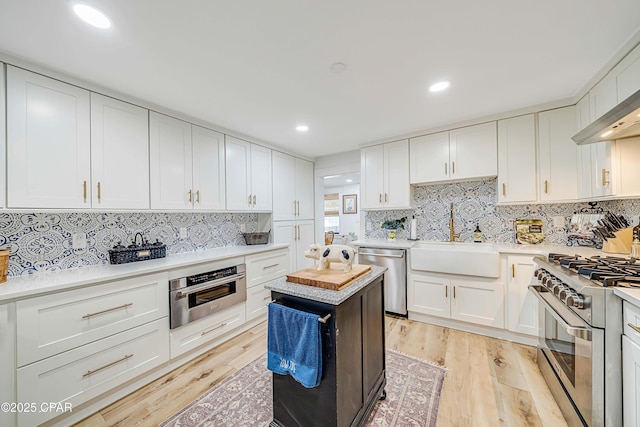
<box><xmin>473</xmin><ymin>223</ymin><xmax>483</xmax><ymax>243</ymax></box>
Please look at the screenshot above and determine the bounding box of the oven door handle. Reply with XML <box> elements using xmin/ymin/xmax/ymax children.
<box><xmin>528</xmin><ymin>285</ymin><xmax>592</xmax><ymax>341</ymax></box>
<box><xmin>176</xmin><ymin>273</ymin><xmax>246</xmax><ymax>298</ymax></box>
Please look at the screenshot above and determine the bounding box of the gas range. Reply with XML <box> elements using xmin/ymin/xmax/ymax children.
<box><xmin>531</xmin><ymin>252</ymin><xmax>624</xmax><ymax>427</ymax></box>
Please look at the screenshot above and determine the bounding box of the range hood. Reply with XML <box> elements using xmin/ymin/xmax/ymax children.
<box><xmin>572</xmin><ymin>87</ymin><xmax>640</xmax><ymax>144</ymax></box>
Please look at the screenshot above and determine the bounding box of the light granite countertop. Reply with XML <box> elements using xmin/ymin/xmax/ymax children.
<box><xmin>0</xmin><ymin>243</ymin><xmax>289</xmax><ymax>303</ymax></box>
<box><xmin>352</xmin><ymin>239</ymin><xmax>604</xmax><ymax>257</ymax></box>
<box><xmin>265</xmin><ymin>265</ymin><xmax>387</xmax><ymax>306</ymax></box>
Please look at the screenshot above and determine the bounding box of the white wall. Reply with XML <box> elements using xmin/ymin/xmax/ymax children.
<box><xmin>324</xmin><ymin>184</ymin><xmax>360</xmax><ymax>239</ymax></box>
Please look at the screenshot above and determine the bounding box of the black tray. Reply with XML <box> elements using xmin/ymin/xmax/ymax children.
<box><xmin>108</xmin><ymin>244</ymin><xmax>166</xmax><ymax>265</ymax></box>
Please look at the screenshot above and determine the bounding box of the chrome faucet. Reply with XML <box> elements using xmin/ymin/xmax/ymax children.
<box><xmin>449</xmin><ymin>202</ymin><xmax>460</xmax><ymax>242</ymax></box>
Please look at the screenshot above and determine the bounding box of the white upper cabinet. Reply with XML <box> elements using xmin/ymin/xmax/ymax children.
<box><xmin>7</xmin><ymin>66</ymin><xmax>91</xmax><ymax>209</ymax></box>
<box><xmin>0</xmin><ymin>65</ymin><xmax>5</xmax><ymax>208</ymax></box>
<box><xmin>272</xmin><ymin>152</ymin><xmax>314</xmax><ymax>221</ymax></box>
<box><xmin>575</xmin><ymin>94</ymin><xmax>591</xmax><ymax>132</ymax></box>
<box><xmin>497</xmin><ymin>114</ymin><xmax>536</xmax><ymax>203</ymax></box>
<box><xmin>410</xmin><ymin>131</ymin><xmax>449</xmax><ymax>183</ymax></box>
<box><xmin>150</xmin><ymin>113</ymin><xmax>226</xmax><ymax>210</ymax></box>
<box><xmin>150</xmin><ymin>112</ymin><xmax>193</xmax><ymax>210</ymax></box>
<box><xmin>537</xmin><ymin>106</ymin><xmax>578</xmax><ymax>202</ymax></box>
<box><xmin>192</xmin><ymin>125</ymin><xmax>226</xmax><ymax>210</ymax></box>
<box><xmin>410</xmin><ymin>122</ymin><xmax>497</xmax><ymax>185</ymax></box>
<box><xmin>449</xmin><ymin>122</ymin><xmax>497</xmax><ymax>181</ymax></box>
<box><xmin>615</xmin><ymin>42</ymin><xmax>640</xmax><ymax>103</ymax></box>
<box><xmin>361</xmin><ymin>139</ymin><xmax>412</xmax><ymax>210</ymax></box>
<box><xmin>225</xmin><ymin>136</ymin><xmax>272</xmax><ymax>211</ymax></box>
<box><xmin>91</xmin><ymin>94</ymin><xmax>149</xmax><ymax>209</ymax></box>
<box><xmin>589</xmin><ymin>73</ymin><xmax>617</xmax><ymax>123</ymax></box>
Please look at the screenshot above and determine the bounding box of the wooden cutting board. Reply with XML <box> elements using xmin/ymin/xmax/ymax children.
<box><xmin>286</xmin><ymin>264</ymin><xmax>372</xmax><ymax>291</ymax></box>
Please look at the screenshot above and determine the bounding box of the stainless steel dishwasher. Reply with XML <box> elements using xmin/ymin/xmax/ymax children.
<box><xmin>357</xmin><ymin>247</ymin><xmax>406</xmax><ymax>316</ymax></box>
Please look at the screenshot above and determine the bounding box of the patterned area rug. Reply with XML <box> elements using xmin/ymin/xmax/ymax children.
<box><xmin>160</xmin><ymin>349</ymin><xmax>446</xmax><ymax>427</ymax></box>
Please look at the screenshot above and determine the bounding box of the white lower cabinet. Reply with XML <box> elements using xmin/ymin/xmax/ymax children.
<box><xmin>246</xmin><ymin>282</ymin><xmax>272</xmax><ymax>321</ymax></box>
<box><xmin>17</xmin><ymin>319</ymin><xmax>169</xmax><ymax>427</ymax></box>
<box><xmin>408</xmin><ymin>271</ymin><xmax>504</xmax><ymax>328</ymax></box>
<box><xmin>273</xmin><ymin>220</ymin><xmax>315</xmax><ymax>273</ymax></box>
<box><xmin>245</xmin><ymin>249</ymin><xmax>289</xmax><ymax>321</ymax></box>
<box><xmin>506</xmin><ymin>255</ymin><xmax>538</xmax><ymax>336</ymax></box>
<box><xmin>170</xmin><ymin>303</ymin><xmax>245</xmax><ymax>359</ymax></box>
<box><xmin>623</xmin><ymin>301</ymin><xmax>640</xmax><ymax>427</ymax></box>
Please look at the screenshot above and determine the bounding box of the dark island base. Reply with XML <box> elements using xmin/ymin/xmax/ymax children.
<box><xmin>269</xmin><ymin>275</ymin><xmax>386</xmax><ymax>427</ymax></box>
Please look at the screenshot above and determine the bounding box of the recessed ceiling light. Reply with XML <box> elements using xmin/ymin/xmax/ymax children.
<box><xmin>601</xmin><ymin>130</ymin><xmax>614</xmax><ymax>137</ymax></box>
<box><xmin>73</xmin><ymin>3</ymin><xmax>112</xmax><ymax>29</ymax></box>
<box><xmin>330</xmin><ymin>63</ymin><xmax>347</xmax><ymax>73</ymax></box>
<box><xmin>429</xmin><ymin>81</ymin><xmax>450</xmax><ymax>92</ymax></box>
<box><xmin>346</xmin><ymin>179</ymin><xmax>353</xmax><ymax>183</ymax></box>
<box><xmin>296</xmin><ymin>125</ymin><xmax>309</xmax><ymax>132</ymax></box>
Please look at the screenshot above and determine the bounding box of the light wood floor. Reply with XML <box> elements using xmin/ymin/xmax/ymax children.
<box><xmin>75</xmin><ymin>317</ymin><xmax>567</xmax><ymax>427</ymax></box>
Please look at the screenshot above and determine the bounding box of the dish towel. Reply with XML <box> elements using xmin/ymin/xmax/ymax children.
<box><xmin>267</xmin><ymin>302</ymin><xmax>323</xmax><ymax>388</ymax></box>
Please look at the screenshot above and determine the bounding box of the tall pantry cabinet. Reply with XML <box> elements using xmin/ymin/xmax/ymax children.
<box><xmin>271</xmin><ymin>151</ymin><xmax>315</xmax><ymax>273</ymax></box>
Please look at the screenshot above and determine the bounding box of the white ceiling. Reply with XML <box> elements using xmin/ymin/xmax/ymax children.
<box><xmin>1</xmin><ymin>1</ymin><xmax>640</xmax><ymax>159</ymax></box>
<box><xmin>324</xmin><ymin>172</ymin><xmax>360</xmax><ymax>189</ymax></box>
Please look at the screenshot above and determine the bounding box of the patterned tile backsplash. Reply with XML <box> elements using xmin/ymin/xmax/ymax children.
<box><xmin>365</xmin><ymin>179</ymin><xmax>640</xmax><ymax>244</ymax></box>
<box><xmin>0</xmin><ymin>212</ymin><xmax>260</xmax><ymax>277</ymax></box>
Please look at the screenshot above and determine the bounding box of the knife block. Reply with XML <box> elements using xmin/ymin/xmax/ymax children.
<box><xmin>602</xmin><ymin>227</ymin><xmax>633</xmax><ymax>254</ymax></box>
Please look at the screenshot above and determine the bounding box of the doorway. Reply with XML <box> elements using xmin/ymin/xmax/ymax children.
<box><xmin>322</xmin><ymin>172</ymin><xmax>360</xmax><ymax>245</ymax></box>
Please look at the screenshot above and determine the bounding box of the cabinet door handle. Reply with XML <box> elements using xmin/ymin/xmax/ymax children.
<box><xmin>248</xmin><ymin>195</ymin><xmax>252</xmax><ymax>206</ymax></box>
<box><xmin>502</xmin><ymin>183</ymin><xmax>506</xmax><ymax>197</ymax></box>
<box><xmin>201</xmin><ymin>322</ymin><xmax>227</xmax><ymax>336</ymax></box>
<box><xmin>445</xmin><ymin>287</ymin><xmax>448</xmax><ymax>298</ymax></box>
<box><xmin>293</xmin><ymin>200</ymin><xmax>297</xmax><ymax>215</ymax></box>
<box><xmin>97</xmin><ymin>182</ymin><xmax>101</xmax><ymax>202</ymax></box>
<box><xmin>602</xmin><ymin>169</ymin><xmax>610</xmax><ymax>186</ymax></box>
<box><xmin>82</xmin><ymin>302</ymin><xmax>133</xmax><ymax>319</ymax></box>
<box><xmin>297</xmin><ymin>200</ymin><xmax>300</xmax><ymax>216</ymax></box>
<box><xmin>452</xmin><ymin>162</ymin><xmax>455</xmax><ymax>175</ymax></box>
<box><xmin>379</xmin><ymin>193</ymin><xmax>382</xmax><ymax>203</ymax></box>
<box><xmin>253</xmin><ymin>195</ymin><xmax>257</xmax><ymax>205</ymax></box>
<box><xmin>384</xmin><ymin>193</ymin><xmax>388</xmax><ymax>203</ymax></box>
<box><xmin>512</xmin><ymin>264</ymin><xmax>515</xmax><ymax>278</ymax></box>
<box><xmin>188</xmin><ymin>189</ymin><xmax>193</xmax><ymax>203</ymax></box>
<box><xmin>196</xmin><ymin>190</ymin><xmax>200</xmax><ymax>203</ymax></box>
<box><xmin>445</xmin><ymin>163</ymin><xmax>448</xmax><ymax>175</ymax></box>
<box><xmin>83</xmin><ymin>354</ymin><xmax>133</xmax><ymax>378</ymax></box>
<box><xmin>83</xmin><ymin>180</ymin><xmax>87</xmax><ymax>202</ymax></box>
<box><xmin>453</xmin><ymin>286</ymin><xmax>456</xmax><ymax>299</ymax></box>
<box><xmin>628</xmin><ymin>323</ymin><xmax>640</xmax><ymax>334</ymax></box>
<box><xmin>545</xmin><ymin>180</ymin><xmax>549</xmax><ymax>194</ymax></box>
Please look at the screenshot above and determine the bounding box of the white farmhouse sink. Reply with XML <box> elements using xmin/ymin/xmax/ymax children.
<box><xmin>410</xmin><ymin>242</ymin><xmax>500</xmax><ymax>278</ymax></box>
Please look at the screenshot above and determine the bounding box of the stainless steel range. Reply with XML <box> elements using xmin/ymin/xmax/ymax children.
<box><xmin>530</xmin><ymin>253</ymin><xmax>631</xmax><ymax>427</ymax></box>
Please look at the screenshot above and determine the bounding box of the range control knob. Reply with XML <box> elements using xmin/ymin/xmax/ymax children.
<box><xmin>558</xmin><ymin>287</ymin><xmax>572</xmax><ymax>300</ymax></box>
<box><xmin>566</xmin><ymin>293</ymin><xmax>586</xmax><ymax>309</ymax></box>
<box><xmin>552</xmin><ymin>282</ymin><xmax>566</xmax><ymax>297</ymax></box>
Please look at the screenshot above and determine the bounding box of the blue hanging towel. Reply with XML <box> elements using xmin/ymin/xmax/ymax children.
<box><xmin>267</xmin><ymin>303</ymin><xmax>323</xmax><ymax>388</ymax></box>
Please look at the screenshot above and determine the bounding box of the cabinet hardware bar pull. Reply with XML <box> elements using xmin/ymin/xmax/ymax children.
<box><xmin>202</xmin><ymin>322</ymin><xmax>227</xmax><ymax>336</ymax></box>
<box><xmin>452</xmin><ymin>162</ymin><xmax>455</xmax><ymax>175</ymax></box>
<box><xmin>83</xmin><ymin>180</ymin><xmax>87</xmax><ymax>202</ymax></box>
<box><xmin>502</xmin><ymin>183</ymin><xmax>506</xmax><ymax>197</ymax></box>
<box><xmin>97</xmin><ymin>182</ymin><xmax>101</xmax><ymax>201</ymax></box>
<box><xmin>176</xmin><ymin>274</ymin><xmax>245</xmax><ymax>298</ymax></box>
<box><xmin>512</xmin><ymin>264</ymin><xmax>515</xmax><ymax>278</ymax></box>
<box><xmin>188</xmin><ymin>189</ymin><xmax>192</xmax><ymax>203</ymax></box>
<box><xmin>83</xmin><ymin>354</ymin><xmax>133</xmax><ymax>378</ymax></box>
<box><xmin>602</xmin><ymin>169</ymin><xmax>610</xmax><ymax>186</ymax></box>
<box><xmin>248</xmin><ymin>195</ymin><xmax>252</xmax><ymax>205</ymax></box>
<box><xmin>629</xmin><ymin>323</ymin><xmax>640</xmax><ymax>334</ymax></box>
<box><xmin>385</xmin><ymin>193</ymin><xmax>388</xmax><ymax>203</ymax></box>
<box><xmin>263</xmin><ymin>263</ymin><xmax>279</xmax><ymax>269</ymax></box>
<box><xmin>297</xmin><ymin>225</ymin><xmax>300</xmax><ymax>240</ymax></box>
<box><xmin>297</xmin><ymin>200</ymin><xmax>300</xmax><ymax>216</ymax></box>
<box><xmin>453</xmin><ymin>286</ymin><xmax>456</xmax><ymax>299</ymax></box>
<box><xmin>445</xmin><ymin>287</ymin><xmax>448</xmax><ymax>298</ymax></box>
<box><xmin>445</xmin><ymin>163</ymin><xmax>447</xmax><ymax>175</ymax></box>
<box><xmin>82</xmin><ymin>303</ymin><xmax>133</xmax><ymax>319</ymax></box>
<box><xmin>293</xmin><ymin>200</ymin><xmax>297</xmax><ymax>215</ymax></box>
<box><xmin>263</xmin><ymin>296</ymin><xmax>271</xmax><ymax>301</ymax></box>
<box><xmin>379</xmin><ymin>193</ymin><xmax>382</xmax><ymax>203</ymax></box>
<box><xmin>545</xmin><ymin>180</ymin><xmax>549</xmax><ymax>194</ymax></box>
<box><xmin>196</xmin><ymin>190</ymin><xmax>200</xmax><ymax>203</ymax></box>
<box><xmin>253</xmin><ymin>195</ymin><xmax>256</xmax><ymax>205</ymax></box>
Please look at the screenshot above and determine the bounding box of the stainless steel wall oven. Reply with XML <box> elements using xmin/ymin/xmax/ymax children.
<box><xmin>170</xmin><ymin>261</ymin><xmax>246</xmax><ymax>329</ymax></box>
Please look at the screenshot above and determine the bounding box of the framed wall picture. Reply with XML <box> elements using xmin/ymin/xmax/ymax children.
<box><xmin>343</xmin><ymin>194</ymin><xmax>357</xmax><ymax>214</ymax></box>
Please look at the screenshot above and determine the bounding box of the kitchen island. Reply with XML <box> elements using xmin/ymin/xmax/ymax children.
<box><xmin>266</xmin><ymin>265</ymin><xmax>387</xmax><ymax>427</ymax></box>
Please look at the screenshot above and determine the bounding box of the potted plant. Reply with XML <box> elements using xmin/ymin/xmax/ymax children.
<box><xmin>381</xmin><ymin>217</ymin><xmax>407</xmax><ymax>241</ymax></box>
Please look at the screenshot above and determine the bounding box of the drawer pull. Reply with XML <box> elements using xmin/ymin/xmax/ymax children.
<box><xmin>201</xmin><ymin>322</ymin><xmax>227</xmax><ymax>336</ymax></box>
<box><xmin>83</xmin><ymin>354</ymin><xmax>133</xmax><ymax>378</ymax></box>
<box><xmin>263</xmin><ymin>296</ymin><xmax>271</xmax><ymax>301</ymax></box>
<box><xmin>629</xmin><ymin>323</ymin><xmax>640</xmax><ymax>334</ymax></box>
<box><xmin>82</xmin><ymin>303</ymin><xmax>133</xmax><ymax>319</ymax></box>
<box><xmin>263</xmin><ymin>263</ymin><xmax>279</xmax><ymax>270</ymax></box>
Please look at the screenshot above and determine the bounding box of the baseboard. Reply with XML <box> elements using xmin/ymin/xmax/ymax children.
<box><xmin>407</xmin><ymin>311</ymin><xmax>538</xmax><ymax>346</ymax></box>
